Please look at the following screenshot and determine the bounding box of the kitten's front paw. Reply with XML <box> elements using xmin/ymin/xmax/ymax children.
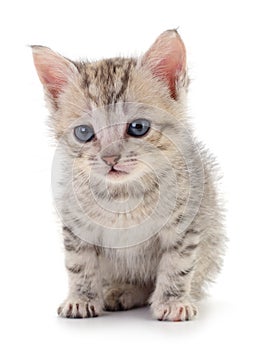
<box><xmin>58</xmin><ymin>298</ymin><xmax>103</xmax><ymax>318</ymax></box>
<box><xmin>151</xmin><ymin>300</ymin><xmax>198</xmax><ymax>322</ymax></box>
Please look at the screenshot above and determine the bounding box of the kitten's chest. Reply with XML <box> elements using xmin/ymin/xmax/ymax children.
<box><xmin>99</xmin><ymin>238</ymin><xmax>161</xmax><ymax>283</ymax></box>
<box><xmin>62</xmin><ymin>179</ymin><xmax>176</xmax><ymax>248</ymax></box>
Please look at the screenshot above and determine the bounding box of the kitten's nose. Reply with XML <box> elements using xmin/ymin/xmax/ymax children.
<box><xmin>101</xmin><ymin>154</ymin><xmax>121</xmax><ymax>166</ymax></box>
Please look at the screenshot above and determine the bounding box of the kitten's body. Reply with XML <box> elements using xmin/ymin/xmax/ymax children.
<box><xmin>32</xmin><ymin>30</ymin><xmax>225</xmax><ymax>321</ymax></box>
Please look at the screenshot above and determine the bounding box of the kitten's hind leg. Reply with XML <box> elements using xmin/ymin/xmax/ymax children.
<box><xmin>103</xmin><ymin>283</ymin><xmax>152</xmax><ymax>311</ymax></box>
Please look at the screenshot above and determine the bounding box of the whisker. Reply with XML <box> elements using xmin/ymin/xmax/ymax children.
<box><xmin>73</xmin><ymin>176</ymin><xmax>90</xmax><ymax>193</ymax></box>
<box><xmin>64</xmin><ymin>99</ymin><xmax>90</xmax><ymax>115</ymax></box>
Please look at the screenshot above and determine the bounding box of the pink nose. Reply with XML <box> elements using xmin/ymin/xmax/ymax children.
<box><xmin>101</xmin><ymin>154</ymin><xmax>121</xmax><ymax>166</ymax></box>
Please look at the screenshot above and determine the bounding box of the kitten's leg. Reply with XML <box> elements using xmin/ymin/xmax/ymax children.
<box><xmin>58</xmin><ymin>228</ymin><xmax>103</xmax><ymax>318</ymax></box>
<box><xmin>150</xmin><ymin>240</ymin><xmax>199</xmax><ymax>322</ymax></box>
<box><xmin>103</xmin><ymin>283</ymin><xmax>152</xmax><ymax>311</ymax></box>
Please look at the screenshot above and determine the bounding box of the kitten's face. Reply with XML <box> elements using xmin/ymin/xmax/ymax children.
<box><xmin>68</xmin><ymin>102</ymin><xmax>155</xmax><ymax>183</ymax></box>
<box><xmin>32</xmin><ymin>30</ymin><xmax>188</xmax><ymax>187</ymax></box>
<box><xmin>58</xmin><ymin>80</ymin><xmax>179</xmax><ymax>185</ymax></box>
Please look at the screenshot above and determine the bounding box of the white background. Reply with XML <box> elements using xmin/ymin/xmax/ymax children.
<box><xmin>1</xmin><ymin>0</ymin><xmax>256</xmax><ymax>349</ymax></box>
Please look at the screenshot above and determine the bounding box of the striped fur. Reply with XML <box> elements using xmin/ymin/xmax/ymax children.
<box><xmin>32</xmin><ymin>30</ymin><xmax>226</xmax><ymax>321</ymax></box>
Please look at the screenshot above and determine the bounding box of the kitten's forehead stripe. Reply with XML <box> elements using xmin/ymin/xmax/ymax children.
<box><xmin>75</xmin><ymin>58</ymin><xmax>136</xmax><ymax>106</ymax></box>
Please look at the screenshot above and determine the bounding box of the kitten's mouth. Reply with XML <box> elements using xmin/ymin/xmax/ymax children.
<box><xmin>107</xmin><ymin>166</ymin><xmax>128</xmax><ymax>176</ymax></box>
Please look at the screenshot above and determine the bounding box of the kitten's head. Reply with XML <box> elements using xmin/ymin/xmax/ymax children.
<box><xmin>32</xmin><ymin>30</ymin><xmax>188</xmax><ymax>188</ymax></box>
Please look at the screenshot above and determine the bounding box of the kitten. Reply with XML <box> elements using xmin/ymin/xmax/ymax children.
<box><xmin>32</xmin><ymin>30</ymin><xmax>225</xmax><ymax>321</ymax></box>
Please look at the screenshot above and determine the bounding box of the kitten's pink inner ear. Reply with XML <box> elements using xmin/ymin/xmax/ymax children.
<box><xmin>32</xmin><ymin>46</ymin><xmax>76</xmax><ymax>99</ymax></box>
<box><xmin>142</xmin><ymin>30</ymin><xmax>186</xmax><ymax>99</ymax></box>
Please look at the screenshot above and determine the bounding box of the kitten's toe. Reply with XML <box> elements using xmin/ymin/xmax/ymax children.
<box><xmin>58</xmin><ymin>298</ymin><xmax>103</xmax><ymax>318</ymax></box>
<box><xmin>151</xmin><ymin>300</ymin><xmax>198</xmax><ymax>322</ymax></box>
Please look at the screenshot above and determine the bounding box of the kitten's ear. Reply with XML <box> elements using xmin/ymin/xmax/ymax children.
<box><xmin>31</xmin><ymin>45</ymin><xmax>78</xmax><ymax>105</ymax></box>
<box><xmin>142</xmin><ymin>30</ymin><xmax>188</xmax><ymax>100</ymax></box>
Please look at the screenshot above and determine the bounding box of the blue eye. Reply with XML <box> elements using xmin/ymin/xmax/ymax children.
<box><xmin>127</xmin><ymin>119</ymin><xmax>150</xmax><ymax>137</ymax></box>
<box><xmin>74</xmin><ymin>125</ymin><xmax>95</xmax><ymax>142</ymax></box>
